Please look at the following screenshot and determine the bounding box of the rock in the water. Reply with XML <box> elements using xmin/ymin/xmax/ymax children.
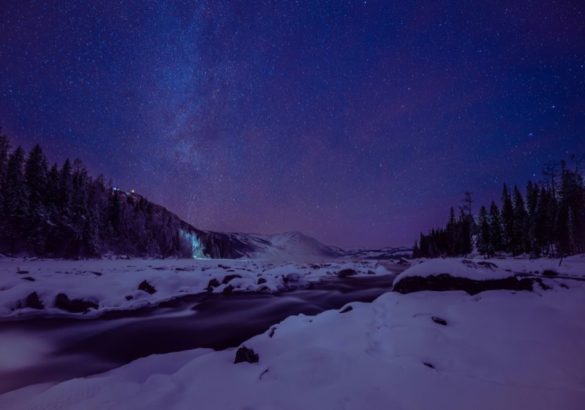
<box><xmin>393</xmin><ymin>274</ymin><xmax>533</xmax><ymax>295</ymax></box>
<box><xmin>54</xmin><ymin>293</ymin><xmax>98</xmax><ymax>313</ymax></box>
<box><xmin>223</xmin><ymin>284</ymin><xmax>235</xmax><ymax>294</ymax></box>
<box><xmin>337</xmin><ymin>268</ymin><xmax>357</xmax><ymax>278</ymax></box>
<box><xmin>542</xmin><ymin>269</ymin><xmax>558</xmax><ymax>278</ymax></box>
<box><xmin>234</xmin><ymin>346</ymin><xmax>259</xmax><ymax>364</ymax></box>
<box><xmin>257</xmin><ymin>277</ymin><xmax>267</xmax><ymax>285</ymax></box>
<box><xmin>431</xmin><ymin>316</ymin><xmax>447</xmax><ymax>326</ymax></box>
<box><xmin>138</xmin><ymin>280</ymin><xmax>156</xmax><ymax>294</ymax></box>
<box><xmin>222</xmin><ymin>274</ymin><xmax>242</xmax><ymax>284</ymax></box>
<box><xmin>423</xmin><ymin>362</ymin><xmax>435</xmax><ymax>369</ymax></box>
<box><xmin>207</xmin><ymin>278</ymin><xmax>221</xmax><ymax>291</ymax></box>
<box><xmin>25</xmin><ymin>292</ymin><xmax>44</xmax><ymax>309</ymax></box>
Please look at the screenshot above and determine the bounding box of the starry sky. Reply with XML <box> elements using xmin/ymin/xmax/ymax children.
<box><xmin>1</xmin><ymin>1</ymin><xmax>584</xmax><ymax>248</ymax></box>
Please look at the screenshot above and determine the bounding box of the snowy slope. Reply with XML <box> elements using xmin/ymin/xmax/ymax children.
<box><xmin>2</xmin><ymin>257</ymin><xmax>584</xmax><ymax>409</ymax></box>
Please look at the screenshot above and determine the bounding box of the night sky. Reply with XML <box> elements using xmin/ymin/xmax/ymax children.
<box><xmin>1</xmin><ymin>1</ymin><xmax>584</xmax><ymax>248</ymax></box>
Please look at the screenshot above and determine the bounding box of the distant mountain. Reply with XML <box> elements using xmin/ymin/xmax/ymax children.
<box><xmin>210</xmin><ymin>231</ymin><xmax>345</xmax><ymax>261</ymax></box>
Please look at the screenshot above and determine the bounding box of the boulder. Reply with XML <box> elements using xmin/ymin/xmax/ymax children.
<box><xmin>138</xmin><ymin>280</ymin><xmax>156</xmax><ymax>294</ymax></box>
<box><xmin>234</xmin><ymin>346</ymin><xmax>259</xmax><ymax>364</ymax></box>
<box><xmin>337</xmin><ymin>268</ymin><xmax>358</xmax><ymax>278</ymax></box>
<box><xmin>222</xmin><ymin>274</ymin><xmax>242</xmax><ymax>284</ymax></box>
<box><xmin>54</xmin><ymin>293</ymin><xmax>98</xmax><ymax>313</ymax></box>
<box><xmin>431</xmin><ymin>316</ymin><xmax>447</xmax><ymax>326</ymax></box>
<box><xmin>393</xmin><ymin>274</ymin><xmax>533</xmax><ymax>295</ymax></box>
<box><xmin>207</xmin><ymin>278</ymin><xmax>221</xmax><ymax>291</ymax></box>
<box><xmin>223</xmin><ymin>284</ymin><xmax>234</xmax><ymax>294</ymax></box>
<box><xmin>25</xmin><ymin>292</ymin><xmax>44</xmax><ymax>310</ymax></box>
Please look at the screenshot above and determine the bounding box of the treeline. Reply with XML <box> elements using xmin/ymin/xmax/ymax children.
<box><xmin>413</xmin><ymin>160</ymin><xmax>585</xmax><ymax>258</ymax></box>
<box><xmin>0</xmin><ymin>132</ymin><xmax>198</xmax><ymax>257</ymax></box>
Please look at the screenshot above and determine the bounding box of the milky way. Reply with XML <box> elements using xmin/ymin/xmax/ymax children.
<box><xmin>1</xmin><ymin>1</ymin><xmax>584</xmax><ymax>248</ymax></box>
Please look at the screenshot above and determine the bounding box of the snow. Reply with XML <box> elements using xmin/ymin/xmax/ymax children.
<box><xmin>0</xmin><ymin>257</ymin><xmax>391</xmax><ymax>319</ymax></box>
<box><xmin>395</xmin><ymin>255</ymin><xmax>585</xmax><ymax>284</ymax></box>
<box><xmin>1</xmin><ymin>256</ymin><xmax>585</xmax><ymax>409</ymax></box>
<box><xmin>2</xmin><ymin>257</ymin><xmax>585</xmax><ymax>409</ymax></box>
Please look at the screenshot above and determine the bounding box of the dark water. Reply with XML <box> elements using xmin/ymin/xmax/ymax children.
<box><xmin>0</xmin><ymin>275</ymin><xmax>394</xmax><ymax>394</ymax></box>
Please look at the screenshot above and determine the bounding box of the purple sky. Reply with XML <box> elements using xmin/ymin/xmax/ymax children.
<box><xmin>1</xmin><ymin>1</ymin><xmax>584</xmax><ymax>248</ymax></box>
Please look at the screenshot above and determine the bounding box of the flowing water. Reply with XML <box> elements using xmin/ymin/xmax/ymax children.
<box><xmin>0</xmin><ymin>275</ymin><xmax>396</xmax><ymax>394</ymax></box>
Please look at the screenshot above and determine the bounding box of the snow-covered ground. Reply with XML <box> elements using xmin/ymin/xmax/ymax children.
<box><xmin>0</xmin><ymin>257</ymin><xmax>391</xmax><ymax>319</ymax></box>
<box><xmin>1</xmin><ymin>255</ymin><xmax>584</xmax><ymax>409</ymax></box>
<box><xmin>0</xmin><ymin>255</ymin><xmax>583</xmax><ymax>409</ymax></box>
<box><xmin>395</xmin><ymin>254</ymin><xmax>585</xmax><ymax>282</ymax></box>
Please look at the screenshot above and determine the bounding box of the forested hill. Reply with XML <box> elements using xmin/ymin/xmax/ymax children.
<box><xmin>0</xmin><ymin>133</ymin><xmax>254</xmax><ymax>258</ymax></box>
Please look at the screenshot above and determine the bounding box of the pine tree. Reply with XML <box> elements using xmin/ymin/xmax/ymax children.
<box><xmin>489</xmin><ymin>201</ymin><xmax>503</xmax><ymax>253</ymax></box>
<box><xmin>24</xmin><ymin>144</ymin><xmax>48</xmax><ymax>218</ymax></box>
<box><xmin>0</xmin><ymin>132</ymin><xmax>10</xmax><ymax>222</ymax></box>
<box><xmin>58</xmin><ymin>159</ymin><xmax>73</xmax><ymax>212</ymax></box>
<box><xmin>512</xmin><ymin>186</ymin><xmax>528</xmax><ymax>255</ymax></box>
<box><xmin>5</xmin><ymin>147</ymin><xmax>28</xmax><ymax>218</ymax></box>
<box><xmin>501</xmin><ymin>184</ymin><xmax>514</xmax><ymax>252</ymax></box>
<box><xmin>477</xmin><ymin>206</ymin><xmax>491</xmax><ymax>256</ymax></box>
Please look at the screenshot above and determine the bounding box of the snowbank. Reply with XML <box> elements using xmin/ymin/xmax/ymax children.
<box><xmin>0</xmin><ymin>258</ymin><xmax>390</xmax><ymax>319</ymax></box>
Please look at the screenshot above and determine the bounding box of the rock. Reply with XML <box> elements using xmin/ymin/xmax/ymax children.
<box><xmin>222</xmin><ymin>274</ymin><xmax>242</xmax><ymax>284</ymax></box>
<box><xmin>234</xmin><ymin>346</ymin><xmax>259</xmax><ymax>364</ymax></box>
<box><xmin>431</xmin><ymin>316</ymin><xmax>447</xmax><ymax>326</ymax></box>
<box><xmin>393</xmin><ymin>274</ymin><xmax>533</xmax><ymax>295</ymax></box>
<box><xmin>21</xmin><ymin>276</ymin><xmax>35</xmax><ymax>282</ymax></box>
<box><xmin>542</xmin><ymin>269</ymin><xmax>558</xmax><ymax>278</ymax></box>
<box><xmin>282</xmin><ymin>273</ymin><xmax>301</xmax><ymax>285</ymax></box>
<box><xmin>257</xmin><ymin>277</ymin><xmax>267</xmax><ymax>285</ymax></box>
<box><xmin>125</xmin><ymin>295</ymin><xmax>134</xmax><ymax>301</ymax></box>
<box><xmin>54</xmin><ymin>293</ymin><xmax>98</xmax><ymax>313</ymax></box>
<box><xmin>223</xmin><ymin>284</ymin><xmax>234</xmax><ymax>294</ymax></box>
<box><xmin>423</xmin><ymin>362</ymin><xmax>435</xmax><ymax>369</ymax></box>
<box><xmin>25</xmin><ymin>292</ymin><xmax>44</xmax><ymax>309</ymax></box>
<box><xmin>138</xmin><ymin>280</ymin><xmax>156</xmax><ymax>294</ymax></box>
<box><xmin>16</xmin><ymin>267</ymin><xmax>30</xmax><ymax>274</ymax></box>
<box><xmin>340</xmin><ymin>305</ymin><xmax>353</xmax><ymax>314</ymax></box>
<box><xmin>337</xmin><ymin>268</ymin><xmax>357</xmax><ymax>278</ymax></box>
<box><xmin>207</xmin><ymin>278</ymin><xmax>221</xmax><ymax>291</ymax></box>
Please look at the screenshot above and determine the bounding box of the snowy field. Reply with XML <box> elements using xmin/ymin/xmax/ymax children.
<box><xmin>0</xmin><ymin>257</ymin><xmax>392</xmax><ymax>319</ymax></box>
<box><xmin>1</xmin><ymin>255</ymin><xmax>584</xmax><ymax>409</ymax></box>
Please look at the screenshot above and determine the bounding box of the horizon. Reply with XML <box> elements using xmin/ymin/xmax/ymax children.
<box><xmin>1</xmin><ymin>1</ymin><xmax>584</xmax><ymax>248</ymax></box>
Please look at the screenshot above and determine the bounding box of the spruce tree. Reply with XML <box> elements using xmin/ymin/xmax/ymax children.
<box><xmin>24</xmin><ymin>144</ymin><xmax>48</xmax><ymax>218</ymax></box>
<box><xmin>477</xmin><ymin>206</ymin><xmax>491</xmax><ymax>256</ymax></box>
<box><xmin>501</xmin><ymin>184</ymin><xmax>514</xmax><ymax>252</ymax></box>
<box><xmin>512</xmin><ymin>186</ymin><xmax>528</xmax><ymax>255</ymax></box>
<box><xmin>489</xmin><ymin>201</ymin><xmax>503</xmax><ymax>252</ymax></box>
<box><xmin>0</xmin><ymin>132</ymin><xmax>10</xmax><ymax>223</ymax></box>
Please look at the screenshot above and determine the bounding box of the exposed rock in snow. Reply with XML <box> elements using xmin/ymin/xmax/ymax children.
<box><xmin>234</xmin><ymin>346</ymin><xmax>259</xmax><ymax>364</ymax></box>
<box><xmin>53</xmin><ymin>293</ymin><xmax>98</xmax><ymax>313</ymax></box>
<box><xmin>138</xmin><ymin>280</ymin><xmax>156</xmax><ymax>294</ymax></box>
<box><xmin>393</xmin><ymin>273</ymin><xmax>534</xmax><ymax>295</ymax></box>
